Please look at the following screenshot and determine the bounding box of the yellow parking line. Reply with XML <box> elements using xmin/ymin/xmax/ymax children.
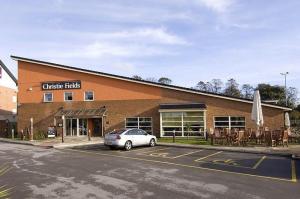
<box><xmin>63</xmin><ymin>148</ymin><xmax>295</xmax><ymax>183</ymax></box>
<box><xmin>171</xmin><ymin>150</ymin><xmax>203</xmax><ymax>159</ymax></box>
<box><xmin>252</xmin><ymin>156</ymin><xmax>266</xmax><ymax>169</ymax></box>
<box><xmin>291</xmin><ymin>160</ymin><xmax>297</xmax><ymax>183</ymax></box>
<box><xmin>194</xmin><ymin>151</ymin><xmax>223</xmax><ymax>162</ymax></box>
<box><xmin>139</xmin><ymin>148</ymin><xmax>169</xmax><ymax>154</ymax></box>
<box><xmin>131</xmin><ymin>147</ymin><xmax>165</xmax><ymax>152</ymax></box>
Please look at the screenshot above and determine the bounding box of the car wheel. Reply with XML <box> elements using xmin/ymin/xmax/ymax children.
<box><xmin>149</xmin><ymin>138</ymin><xmax>156</xmax><ymax>147</ymax></box>
<box><xmin>124</xmin><ymin>141</ymin><xmax>132</xmax><ymax>151</ymax></box>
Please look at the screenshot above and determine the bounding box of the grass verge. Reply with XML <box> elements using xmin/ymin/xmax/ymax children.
<box><xmin>158</xmin><ymin>137</ymin><xmax>210</xmax><ymax>145</ymax></box>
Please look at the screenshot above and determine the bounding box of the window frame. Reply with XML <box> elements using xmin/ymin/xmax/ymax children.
<box><xmin>213</xmin><ymin>116</ymin><xmax>246</xmax><ymax>129</ymax></box>
<box><xmin>160</xmin><ymin>110</ymin><xmax>206</xmax><ymax>137</ymax></box>
<box><xmin>84</xmin><ymin>91</ymin><xmax>94</xmax><ymax>101</ymax></box>
<box><xmin>125</xmin><ymin>117</ymin><xmax>153</xmax><ymax>134</ymax></box>
<box><xmin>64</xmin><ymin>92</ymin><xmax>73</xmax><ymax>102</ymax></box>
<box><xmin>43</xmin><ymin>92</ymin><xmax>53</xmax><ymax>103</ymax></box>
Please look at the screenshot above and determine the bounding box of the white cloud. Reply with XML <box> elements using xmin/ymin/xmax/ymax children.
<box><xmin>195</xmin><ymin>0</ymin><xmax>235</xmax><ymax>13</ymax></box>
<box><xmin>88</xmin><ymin>27</ymin><xmax>189</xmax><ymax>46</ymax></box>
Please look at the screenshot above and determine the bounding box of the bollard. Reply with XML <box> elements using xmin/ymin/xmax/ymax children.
<box><xmin>30</xmin><ymin>117</ymin><xmax>34</xmax><ymax>141</ymax></box>
<box><xmin>88</xmin><ymin>129</ymin><xmax>91</xmax><ymax>141</ymax></box>
<box><xmin>62</xmin><ymin>115</ymin><xmax>65</xmax><ymax>143</ymax></box>
<box><xmin>12</xmin><ymin>129</ymin><xmax>14</xmax><ymax>139</ymax></box>
<box><xmin>173</xmin><ymin>130</ymin><xmax>175</xmax><ymax>143</ymax></box>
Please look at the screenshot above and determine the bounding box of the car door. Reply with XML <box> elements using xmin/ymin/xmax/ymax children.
<box><xmin>126</xmin><ymin>129</ymin><xmax>139</xmax><ymax>146</ymax></box>
<box><xmin>137</xmin><ymin>129</ymin><xmax>149</xmax><ymax>146</ymax></box>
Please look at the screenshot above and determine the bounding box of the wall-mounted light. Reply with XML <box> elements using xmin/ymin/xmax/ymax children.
<box><xmin>28</xmin><ymin>87</ymin><xmax>33</xmax><ymax>91</ymax></box>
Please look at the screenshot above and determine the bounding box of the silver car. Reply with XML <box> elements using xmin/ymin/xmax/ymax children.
<box><xmin>104</xmin><ymin>128</ymin><xmax>157</xmax><ymax>150</ymax></box>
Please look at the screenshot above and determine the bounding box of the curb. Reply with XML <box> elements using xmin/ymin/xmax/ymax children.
<box><xmin>0</xmin><ymin>138</ymin><xmax>103</xmax><ymax>149</ymax></box>
<box><xmin>53</xmin><ymin>142</ymin><xmax>103</xmax><ymax>149</ymax></box>
<box><xmin>157</xmin><ymin>142</ymin><xmax>293</xmax><ymax>157</ymax></box>
<box><xmin>0</xmin><ymin>138</ymin><xmax>36</xmax><ymax>146</ymax></box>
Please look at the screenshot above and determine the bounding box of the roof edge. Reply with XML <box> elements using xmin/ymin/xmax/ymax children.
<box><xmin>0</xmin><ymin>59</ymin><xmax>17</xmax><ymax>85</ymax></box>
<box><xmin>11</xmin><ymin>55</ymin><xmax>292</xmax><ymax>111</ymax></box>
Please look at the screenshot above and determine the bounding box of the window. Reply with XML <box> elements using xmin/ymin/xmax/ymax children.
<box><xmin>44</xmin><ymin>92</ymin><xmax>53</xmax><ymax>102</ymax></box>
<box><xmin>214</xmin><ymin>116</ymin><xmax>245</xmax><ymax>129</ymax></box>
<box><xmin>125</xmin><ymin>117</ymin><xmax>152</xmax><ymax>134</ymax></box>
<box><xmin>161</xmin><ymin>111</ymin><xmax>205</xmax><ymax>137</ymax></box>
<box><xmin>64</xmin><ymin>92</ymin><xmax>73</xmax><ymax>101</ymax></box>
<box><xmin>125</xmin><ymin>129</ymin><xmax>139</xmax><ymax>135</ymax></box>
<box><xmin>85</xmin><ymin>91</ymin><xmax>94</xmax><ymax>101</ymax></box>
<box><xmin>12</xmin><ymin>96</ymin><xmax>17</xmax><ymax>103</ymax></box>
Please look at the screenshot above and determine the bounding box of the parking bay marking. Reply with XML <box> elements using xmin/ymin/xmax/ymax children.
<box><xmin>141</xmin><ymin>149</ymin><xmax>204</xmax><ymax>159</ymax></box>
<box><xmin>291</xmin><ymin>160</ymin><xmax>297</xmax><ymax>183</ymax></box>
<box><xmin>194</xmin><ymin>151</ymin><xmax>223</xmax><ymax>162</ymax></box>
<box><xmin>64</xmin><ymin>148</ymin><xmax>296</xmax><ymax>183</ymax></box>
<box><xmin>196</xmin><ymin>153</ymin><xmax>267</xmax><ymax>170</ymax></box>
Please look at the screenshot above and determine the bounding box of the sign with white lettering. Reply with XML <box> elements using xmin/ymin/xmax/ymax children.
<box><xmin>41</xmin><ymin>80</ymin><xmax>81</xmax><ymax>90</ymax></box>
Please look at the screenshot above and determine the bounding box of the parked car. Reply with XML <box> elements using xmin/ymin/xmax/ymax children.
<box><xmin>104</xmin><ymin>128</ymin><xmax>157</xmax><ymax>150</ymax></box>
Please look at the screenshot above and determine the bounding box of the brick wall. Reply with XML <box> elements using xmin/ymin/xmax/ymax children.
<box><xmin>17</xmin><ymin>60</ymin><xmax>285</xmax><ymax>137</ymax></box>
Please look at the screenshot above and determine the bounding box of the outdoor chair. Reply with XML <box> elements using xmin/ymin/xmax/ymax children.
<box><xmin>246</xmin><ymin>128</ymin><xmax>256</xmax><ymax>143</ymax></box>
<box><xmin>288</xmin><ymin>127</ymin><xmax>300</xmax><ymax>143</ymax></box>
<box><xmin>237</xmin><ymin>130</ymin><xmax>246</xmax><ymax>146</ymax></box>
<box><xmin>255</xmin><ymin>129</ymin><xmax>263</xmax><ymax>144</ymax></box>
<box><xmin>264</xmin><ymin>130</ymin><xmax>272</xmax><ymax>146</ymax></box>
<box><xmin>224</xmin><ymin>128</ymin><xmax>232</xmax><ymax>145</ymax></box>
<box><xmin>281</xmin><ymin>130</ymin><xmax>289</xmax><ymax>147</ymax></box>
<box><xmin>271</xmin><ymin>130</ymin><xmax>281</xmax><ymax>147</ymax></box>
<box><xmin>213</xmin><ymin>129</ymin><xmax>226</xmax><ymax>145</ymax></box>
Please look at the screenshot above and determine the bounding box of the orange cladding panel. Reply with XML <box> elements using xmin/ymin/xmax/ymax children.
<box><xmin>18</xmin><ymin>61</ymin><xmax>162</xmax><ymax>103</ymax></box>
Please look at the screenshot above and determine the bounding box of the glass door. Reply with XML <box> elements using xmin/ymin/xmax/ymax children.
<box><xmin>79</xmin><ymin>119</ymin><xmax>88</xmax><ymax>136</ymax></box>
<box><xmin>66</xmin><ymin>119</ymin><xmax>72</xmax><ymax>136</ymax></box>
<box><xmin>66</xmin><ymin>118</ymin><xmax>78</xmax><ymax>136</ymax></box>
<box><xmin>71</xmin><ymin>119</ymin><xmax>78</xmax><ymax>136</ymax></box>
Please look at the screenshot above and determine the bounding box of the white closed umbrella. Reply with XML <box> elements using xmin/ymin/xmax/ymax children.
<box><xmin>285</xmin><ymin>112</ymin><xmax>290</xmax><ymax>127</ymax></box>
<box><xmin>251</xmin><ymin>90</ymin><xmax>264</xmax><ymax>136</ymax></box>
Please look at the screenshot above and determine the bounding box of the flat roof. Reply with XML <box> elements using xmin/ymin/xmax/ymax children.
<box><xmin>11</xmin><ymin>55</ymin><xmax>291</xmax><ymax>111</ymax></box>
<box><xmin>160</xmin><ymin>103</ymin><xmax>207</xmax><ymax>110</ymax></box>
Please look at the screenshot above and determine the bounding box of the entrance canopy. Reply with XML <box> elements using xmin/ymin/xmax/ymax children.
<box><xmin>55</xmin><ymin>107</ymin><xmax>106</xmax><ymax>119</ymax></box>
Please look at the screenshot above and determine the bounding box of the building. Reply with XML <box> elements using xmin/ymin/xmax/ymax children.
<box><xmin>12</xmin><ymin>55</ymin><xmax>291</xmax><ymax>138</ymax></box>
<box><xmin>0</xmin><ymin>60</ymin><xmax>17</xmax><ymax>137</ymax></box>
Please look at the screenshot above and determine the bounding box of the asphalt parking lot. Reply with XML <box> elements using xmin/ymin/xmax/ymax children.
<box><xmin>1</xmin><ymin>143</ymin><xmax>299</xmax><ymax>199</ymax></box>
<box><xmin>72</xmin><ymin>145</ymin><xmax>298</xmax><ymax>183</ymax></box>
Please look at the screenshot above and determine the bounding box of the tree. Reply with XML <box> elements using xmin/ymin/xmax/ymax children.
<box><xmin>195</xmin><ymin>81</ymin><xmax>213</xmax><ymax>92</ymax></box>
<box><xmin>196</xmin><ymin>81</ymin><xmax>207</xmax><ymax>91</ymax></box>
<box><xmin>256</xmin><ymin>84</ymin><xmax>285</xmax><ymax>102</ymax></box>
<box><xmin>256</xmin><ymin>84</ymin><xmax>298</xmax><ymax>108</ymax></box>
<box><xmin>145</xmin><ymin>77</ymin><xmax>158</xmax><ymax>82</ymax></box>
<box><xmin>132</xmin><ymin>75</ymin><xmax>142</xmax><ymax>80</ymax></box>
<box><xmin>241</xmin><ymin>84</ymin><xmax>254</xmax><ymax>99</ymax></box>
<box><xmin>158</xmin><ymin>77</ymin><xmax>172</xmax><ymax>85</ymax></box>
<box><xmin>287</xmin><ymin>87</ymin><xmax>298</xmax><ymax>108</ymax></box>
<box><xmin>223</xmin><ymin>78</ymin><xmax>241</xmax><ymax>97</ymax></box>
<box><xmin>210</xmin><ymin>79</ymin><xmax>223</xmax><ymax>93</ymax></box>
<box><xmin>295</xmin><ymin>104</ymin><xmax>300</xmax><ymax>112</ymax></box>
<box><xmin>205</xmin><ymin>82</ymin><xmax>213</xmax><ymax>92</ymax></box>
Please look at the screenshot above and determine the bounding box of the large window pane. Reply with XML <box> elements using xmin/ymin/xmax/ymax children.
<box><xmin>161</xmin><ymin>111</ymin><xmax>205</xmax><ymax>137</ymax></box>
<box><xmin>125</xmin><ymin>117</ymin><xmax>152</xmax><ymax>134</ymax></box>
<box><xmin>161</xmin><ymin>112</ymin><xmax>182</xmax><ymax>121</ymax></box>
<box><xmin>214</xmin><ymin>116</ymin><xmax>245</xmax><ymax>129</ymax></box>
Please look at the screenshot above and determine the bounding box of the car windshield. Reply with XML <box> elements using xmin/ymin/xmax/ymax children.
<box><xmin>109</xmin><ymin>129</ymin><xmax>127</xmax><ymax>134</ymax></box>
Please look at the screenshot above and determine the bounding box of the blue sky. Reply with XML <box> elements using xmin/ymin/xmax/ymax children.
<box><xmin>1</xmin><ymin>0</ymin><xmax>300</xmax><ymax>95</ymax></box>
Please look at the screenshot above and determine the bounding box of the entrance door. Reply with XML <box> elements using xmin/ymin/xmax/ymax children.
<box><xmin>79</xmin><ymin>119</ymin><xmax>88</xmax><ymax>136</ymax></box>
<box><xmin>66</xmin><ymin>118</ymin><xmax>78</xmax><ymax>136</ymax></box>
<box><xmin>92</xmin><ymin>118</ymin><xmax>102</xmax><ymax>137</ymax></box>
